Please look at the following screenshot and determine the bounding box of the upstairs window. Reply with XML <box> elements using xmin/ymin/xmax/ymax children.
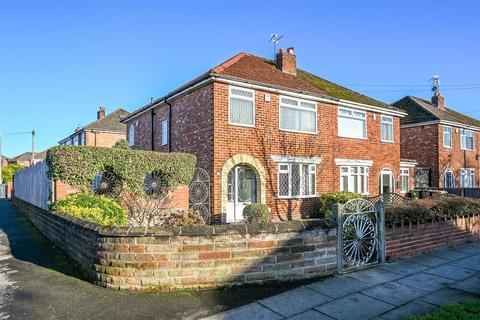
<box><xmin>461</xmin><ymin>129</ymin><xmax>474</xmax><ymax>150</ymax></box>
<box><xmin>340</xmin><ymin>166</ymin><xmax>369</xmax><ymax>194</ymax></box>
<box><xmin>443</xmin><ymin>126</ymin><xmax>452</xmax><ymax>148</ymax></box>
<box><xmin>278</xmin><ymin>163</ymin><xmax>316</xmax><ymax>198</ymax></box>
<box><xmin>72</xmin><ymin>135</ymin><xmax>79</xmax><ymax>145</ymax></box>
<box><xmin>128</xmin><ymin>124</ymin><xmax>135</xmax><ymax>146</ymax></box>
<box><xmin>279</xmin><ymin>96</ymin><xmax>317</xmax><ymax>134</ymax></box>
<box><xmin>460</xmin><ymin>168</ymin><xmax>475</xmax><ymax>187</ymax></box>
<box><xmin>380</xmin><ymin>115</ymin><xmax>394</xmax><ymax>142</ymax></box>
<box><xmin>399</xmin><ymin>168</ymin><xmax>410</xmax><ymax>192</ymax></box>
<box><xmin>161</xmin><ymin>120</ymin><xmax>169</xmax><ymax>146</ymax></box>
<box><xmin>229</xmin><ymin>86</ymin><xmax>255</xmax><ymax>126</ymax></box>
<box><xmin>338</xmin><ymin>108</ymin><xmax>367</xmax><ymax>139</ymax></box>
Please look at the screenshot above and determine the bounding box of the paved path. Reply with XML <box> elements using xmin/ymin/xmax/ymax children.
<box><xmin>203</xmin><ymin>241</ymin><xmax>480</xmax><ymax>320</ymax></box>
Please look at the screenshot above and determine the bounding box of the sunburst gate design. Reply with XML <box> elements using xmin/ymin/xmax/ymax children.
<box><xmin>189</xmin><ymin>182</ymin><xmax>208</xmax><ymax>203</ymax></box>
<box><xmin>143</xmin><ymin>172</ymin><xmax>167</xmax><ymax>198</ymax></box>
<box><xmin>188</xmin><ymin>168</ymin><xmax>211</xmax><ymax>224</ymax></box>
<box><xmin>342</xmin><ymin>199</ymin><xmax>378</xmax><ymax>267</ymax></box>
<box><xmin>190</xmin><ymin>204</ymin><xmax>210</xmax><ymax>223</ymax></box>
<box><xmin>92</xmin><ymin>171</ymin><xmax>122</xmax><ymax>198</ymax></box>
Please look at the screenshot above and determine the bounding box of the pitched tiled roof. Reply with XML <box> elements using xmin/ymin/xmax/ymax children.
<box><xmin>84</xmin><ymin>108</ymin><xmax>130</xmax><ymax>132</ymax></box>
<box><xmin>393</xmin><ymin>96</ymin><xmax>480</xmax><ymax>128</ymax></box>
<box><xmin>124</xmin><ymin>52</ymin><xmax>400</xmax><ymax>121</ymax></box>
<box><xmin>10</xmin><ymin>151</ymin><xmax>47</xmax><ymax>162</ymax></box>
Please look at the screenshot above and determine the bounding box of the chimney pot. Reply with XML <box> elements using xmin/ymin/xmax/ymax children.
<box><xmin>431</xmin><ymin>92</ymin><xmax>445</xmax><ymax>110</ymax></box>
<box><xmin>97</xmin><ymin>106</ymin><xmax>106</xmax><ymax>119</ymax></box>
<box><xmin>275</xmin><ymin>47</ymin><xmax>297</xmax><ymax>75</ymax></box>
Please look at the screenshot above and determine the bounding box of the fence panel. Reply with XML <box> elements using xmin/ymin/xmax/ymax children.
<box><xmin>13</xmin><ymin>161</ymin><xmax>51</xmax><ymax>209</ymax></box>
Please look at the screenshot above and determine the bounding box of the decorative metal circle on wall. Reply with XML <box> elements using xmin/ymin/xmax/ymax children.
<box><xmin>92</xmin><ymin>171</ymin><xmax>122</xmax><ymax>198</ymax></box>
<box><xmin>144</xmin><ymin>171</ymin><xmax>167</xmax><ymax>198</ymax></box>
<box><xmin>189</xmin><ymin>168</ymin><xmax>210</xmax><ymax>224</ymax></box>
<box><xmin>342</xmin><ymin>199</ymin><xmax>377</xmax><ymax>267</ymax></box>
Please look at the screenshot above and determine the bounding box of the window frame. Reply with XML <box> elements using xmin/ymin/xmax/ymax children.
<box><xmin>339</xmin><ymin>165</ymin><xmax>370</xmax><ymax>195</ymax></box>
<box><xmin>72</xmin><ymin>135</ymin><xmax>79</xmax><ymax>145</ymax></box>
<box><xmin>399</xmin><ymin>168</ymin><xmax>410</xmax><ymax>193</ymax></box>
<box><xmin>380</xmin><ymin>115</ymin><xmax>394</xmax><ymax>143</ymax></box>
<box><xmin>444</xmin><ymin>169</ymin><xmax>455</xmax><ymax>188</ymax></box>
<box><xmin>443</xmin><ymin>126</ymin><xmax>452</xmax><ymax>148</ymax></box>
<box><xmin>228</xmin><ymin>86</ymin><xmax>255</xmax><ymax>127</ymax></box>
<box><xmin>279</xmin><ymin>95</ymin><xmax>317</xmax><ymax>135</ymax></box>
<box><xmin>460</xmin><ymin>168</ymin><xmax>475</xmax><ymax>187</ymax></box>
<box><xmin>277</xmin><ymin>163</ymin><xmax>317</xmax><ymax>199</ymax></box>
<box><xmin>338</xmin><ymin>107</ymin><xmax>367</xmax><ymax>140</ymax></box>
<box><xmin>128</xmin><ymin>124</ymin><xmax>135</xmax><ymax>146</ymax></box>
<box><xmin>161</xmin><ymin>120</ymin><xmax>169</xmax><ymax>146</ymax></box>
<box><xmin>460</xmin><ymin>129</ymin><xmax>474</xmax><ymax>151</ymax></box>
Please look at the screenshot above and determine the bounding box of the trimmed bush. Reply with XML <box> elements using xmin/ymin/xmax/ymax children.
<box><xmin>243</xmin><ymin>203</ymin><xmax>269</xmax><ymax>223</ymax></box>
<box><xmin>385</xmin><ymin>196</ymin><xmax>480</xmax><ymax>226</ymax></box>
<box><xmin>163</xmin><ymin>209</ymin><xmax>205</xmax><ymax>227</ymax></box>
<box><xmin>46</xmin><ymin>146</ymin><xmax>196</xmax><ymax>196</ymax></box>
<box><xmin>319</xmin><ymin>192</ymin><xmax>364</xmax><ymax>219</ymax></box>
<box><xmin>51</xmin><ymin>192</ymin><xmax>127</xmax><ymax>227</ymax></box>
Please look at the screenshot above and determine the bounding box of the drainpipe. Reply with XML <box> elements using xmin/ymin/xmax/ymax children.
<box><xmin>165</xmin><ymin>98</ymin><xmax>173</xmax><ymax>152</ymax></box>
<box><xmin>150</xmin><ymin>109</ymin><xmax>155</xmax><ymax>151</ymax></box>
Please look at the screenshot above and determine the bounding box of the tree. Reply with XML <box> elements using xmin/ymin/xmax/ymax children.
<box><xmin>112</xmin><ymin>139</ymin><xmax>131</xmax><ymax>150</ymax></box>
<box><xmin>1</xmin><ymin>164</ymin><xmax>26</xmax><ymax>183</ymax></box>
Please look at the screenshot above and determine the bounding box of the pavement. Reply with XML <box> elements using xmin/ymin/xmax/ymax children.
<box><xmin>1</xmin><ymin>199</ymin><xmax>479</xmax><ymax>320</ymax></box>
<box><xmin>203</xmin><ymin>242</ymin><xmax>480</xmax><ymax>320</ymax></box>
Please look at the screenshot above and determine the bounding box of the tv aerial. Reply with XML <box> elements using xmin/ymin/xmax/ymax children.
<box><xmin>430</xmin><ymin>75</ymin><xmax>440</xmax><ymax>93</ymax></box>
<box><xmin>270</xmin><ymin>33</ymin><xmax>284</xmax><ymax>60</ymax></box>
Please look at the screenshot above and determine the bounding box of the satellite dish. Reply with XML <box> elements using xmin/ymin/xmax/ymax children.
<box><xmin>431</xmin><ymin>85</ymin><xmax>438</xmax><ymax>92</ymax></box>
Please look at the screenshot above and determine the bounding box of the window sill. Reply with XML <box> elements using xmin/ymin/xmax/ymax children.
<box><xmin>380</xmin><ymin>140</ymin><xmax>394</xmax><ymax>144</ymax></box>
<box><xmin>276</xmin><ymin>195</ymin><xmax>317</xmax><ymax>200</ymax></box>
<box><xmin>228</xmin><ymin>122</ymin><xmax>255</xmax><ymax>128</ymax></box>
<box><xmin>338</xmin><ymin>135</ymin><xmax>367</xmax><ymax>141</ymax></box>
<box><xmin>279</xmin><ymin>128</ymin><xmax>317</xmax><ymax>135</ymax></box>
<box><xmin>461</xmin><ymin>148</ymin><xmax>475</xmax><ymax>152</ymax></box>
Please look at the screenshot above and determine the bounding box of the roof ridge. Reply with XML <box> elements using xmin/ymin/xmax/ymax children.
<box><xmin>84</xmin><ymin>108</ymin><xmax>128</xmax><ymax>129</ymax></box>
<box><xmin>407</xmin><ymin>96</ymin><xmax>439</xmax><ymax>119</ymax></box>
<box><xmin>211</xmin><ymin>52</ymin><xmax>250</xmax><ymax>73</ymax></box>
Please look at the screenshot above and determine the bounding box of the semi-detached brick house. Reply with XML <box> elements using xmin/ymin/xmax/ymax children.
<box><xmin>393</xmin><ymin>94</ymin><xmax>480</xmax><ymax>188</ymax></box>
<box><xmin>59</xmin><ymin>106</ymin><xmax>129</xmax><ymax>147</ymax></box>
<box><xmin>122</xmin><ymin>48</ymin><xmax>414</xmax><ymax>223</ymax></box>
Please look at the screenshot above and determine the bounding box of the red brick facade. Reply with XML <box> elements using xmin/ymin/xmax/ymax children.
<box><xmin>126</xmin><ymin>81</ymin><xmax>408</xmax><ymax>222</ymax></box>
<box><xmin>401</xmin><ymin>123</ymin><xmax>480</xmax><ymax>187</ymax></box>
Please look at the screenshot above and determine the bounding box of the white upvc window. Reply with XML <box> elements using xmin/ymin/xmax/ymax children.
<box><xmin>72</xmin><ymin>135</ymin><xmax>79</xmax><ymax>145</ymax></box>
<box><xmin>399</xmin><ymin>168</ymin><xmax>410</xmax><ymax>192</ymax></box>
<box><xmin>460</xmin><ymin>129</ymin><xmax>474</xmax><ymax>150</ymax></box>
<box><xmin>443</xmin><ymin>126</ymin><xmax>452</xmax><ymax>148</ymax></box>
<box><xmin>338</xmin><ymin>107</ymin><xmax>367</xmax><ymax>139</ymax></box>
<box><xmin>339</xmin><ymin>166</ymin><xmax>369</xmax><ymax>194</ymax></box>
<box><xmin>228</xmin><ymin>86</ymin><xmax>255</xmax><ymax>127</ymax></box>
<box><xmin>279</xmin><ymin>96</ymin><xmax>317</xmax><ymax>134</ymax></box>
<box><xmin>460</xmin><ymin>168</ymin><xmax>475</xmax><ymax>187</ymax></box>
<box><xmin>380</xmin><ymin>115</ymin><xmax>394</xmax><ymax>142</ymax></box>
<box><xmin>161</xmin><ymin>120</ymin><xmax>168</xmax><ymax>146</ymax></box>
<box><xmin>128</xmin><ymin>124</ymin><xmax>135</xmax><ymax>146</ymax></box>
<box><xmin>278</xmin><ymin>163</ymin><xmax>316</xmax><ymax>198</ymax></box>
<box><xmin>444</xmin><ymin>169</ymin><xmax>455</xmax><ymax>188</ymax></box>
<box><xmin>82</xmin><ymin>131</ymin><xmax>86</xmax><ymax>145</ymax></box>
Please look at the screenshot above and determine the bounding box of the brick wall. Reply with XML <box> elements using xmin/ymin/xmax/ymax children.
<box><xmin>386</xmin><ymin>215</ymin><xmax>480</xmax><ymax>260</ymax></box>
<box><xmin>13</xmin><ymin>197</ymin><xmax>336</xmax><ymax>291</ymax></box>
<box><xmin>84</xmin><ymin>131</ymin><xmax>126</xmax><ymax>148</ymax></box>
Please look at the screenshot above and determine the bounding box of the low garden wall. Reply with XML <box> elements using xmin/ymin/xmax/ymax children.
<box><xmin>13</xmin><ymin>197</ymin><xmax>337</xmax><ymax>291</ymax></box>
<box><xmin>386</xmin><ymin>215</ymin><xmax>480</xmax><ymax>260</ymax></box>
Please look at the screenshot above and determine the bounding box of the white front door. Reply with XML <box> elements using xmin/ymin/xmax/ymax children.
<box><xmin>379</xmin><ymin>169</ymin><xmax>394</xmax><ymax>194</ymax></box>
<box><xmin>226</xmin><ymin>165</ymin><xmax>256</xmax><ymax>223</ymax></box>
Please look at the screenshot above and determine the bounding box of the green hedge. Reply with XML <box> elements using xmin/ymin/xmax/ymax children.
<box><xmin>46</xmin><ymin>146</ymin><xmax>196</xmax><ymax>195</ymax></box>
<box><xmin>1</xmin><ymin>164</ymin><xmax>26</xmax><ymax>183</ymax></box>
<box><xmin>319</xmin><ymin>192</ymin><xmax>365</xmax><ymax>219</ymax></box>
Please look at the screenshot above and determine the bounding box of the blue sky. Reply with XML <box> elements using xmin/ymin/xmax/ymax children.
<box><xmin>0</xmin><ymin>0</ymin><xmax>479</xmax><ymax>157</ymax></box>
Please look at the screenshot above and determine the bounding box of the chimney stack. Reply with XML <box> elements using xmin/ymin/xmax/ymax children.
<box><xmin>431</xmin><ymin>92</ymin><xmax>445</xmax><ymax>110</ymax></box>
<box><xmin>97</xmin><ymin>106</ymin><xmax>106</xmax><ymax>119</ymax></box>
<box><xmin>276</xmin><ymin>47</ymin><xmax>297</xmax><ymax>75</ymax></box>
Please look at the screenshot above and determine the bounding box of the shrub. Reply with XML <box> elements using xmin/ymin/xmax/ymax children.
<box><xmin>51</xmin><ymin>192</ymin><xmax>127</xmax><ymax>227</ymax></box>
<box><xmin>46</xmin><ymin>146</ymin><xmax>196</xmax><ymax>196</ymax></box>
<box><xmin>243</xmin><ymin>203</ymin><xmax>269</xmax><ymax>223</ymax></box>
<box><xmin>119</xmin><ymin>191</ymin><xmax>172</xmax><ymax>227</ymax></box>
<box><xmin>112</xmin><ymin>139</ymin><xmax>131</xmax><ymax>150</ymax></box>
<box><xmin>1</xmin><ymin>164</ymin><xmax>26</xmax><ymax>183</ymax></box>
<box><xmin>163</xmin><ymin>209</ymin><xmax>205</xmax><ymax>227</ymax></box>
<box><xmin>319</xmin><ymin>192</ymin><xmax>364</xmax><ymax>219</ymax></box>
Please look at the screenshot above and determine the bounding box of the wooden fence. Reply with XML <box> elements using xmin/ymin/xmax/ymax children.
<box><xmin>13</xmin><ymin>161</ymin><xmax>51</xmax><ymax>210</ymax></box>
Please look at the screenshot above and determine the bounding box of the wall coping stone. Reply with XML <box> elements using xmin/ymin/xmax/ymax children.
<box><xmin>14</xmin><ymin>197</ymin><xmax>335</xmax><ymax>237</ymax></box>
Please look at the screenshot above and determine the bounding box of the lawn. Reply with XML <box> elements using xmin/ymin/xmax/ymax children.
<box><xmin>408</xmin><ymin>300</ymin><xmax>480</xmax><ymax>320</ymax></box>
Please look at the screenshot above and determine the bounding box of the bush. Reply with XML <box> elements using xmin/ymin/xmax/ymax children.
<box><xmin>319</xmin><ymin>192</ymin><xmax>364</xmax><ymax>219</ymax></box>
<box><xmin>163</xmin><ymin>209</ymin><xmax>205</xmax><ymax>227</ymax></box>
<box><xmin>46</xmin><ymin>146</ymin><xmax>196</xmax><ymax>196</ymax></box>
<box><xmin>243</xmin><ymin>203</ymin><xmax>269</xmax><ymax>223</ymax></box>
<box><xmin>112</xmin><ymin>139</ymin><xmax>131</xmax><ymax>150</ymax></box>
<box><xmin>51</xmin><ymin>193</ymin><xmax>127</xmax><ymax>227</ymax></box>
<box><xmin>1</xmin><ymin>164</ymin><xmax>26</xmax><ymax>183</ymax></box>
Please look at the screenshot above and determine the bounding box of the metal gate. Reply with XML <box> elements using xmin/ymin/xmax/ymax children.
<box><xmin>335</xmin><ymin>198</ymin><xmax>385</xmax><ymax>274</ymax></box>
<box><xmin>189</xmin><ymin>168</ymin><xmax>211</xmax><ymax>224</ymax></box>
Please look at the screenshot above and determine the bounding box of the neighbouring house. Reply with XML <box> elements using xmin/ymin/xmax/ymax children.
<box><xmin>8</xmin><ymin>151</ymin><xmax>47</xmax><ymax>166</ymax></box>
<box><xmin>122</xmin><ymin>48</ymin><xmax>413</xmax><ymax>223</ymax></box>
<box><xmin>59</xmin><ymin>106</ymin><xmax>130</xmax><ymax>147</ymax></box>
<box><xmin>1</xmin><ymin>155</ymin><xmax>8</xmax><ymax>169</ymax></box>
<box><xmin>393</xmin><ymin>93</ymin><xmax>480</xmax><ymax>188</ymax></box>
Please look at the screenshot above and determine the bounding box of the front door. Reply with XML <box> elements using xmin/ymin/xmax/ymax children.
<box><xmin>379</xmin><ymin>169</ymin><xmax>394</xmax><ymax>194</ymax></box>
<box><xmin>226</xmin><ymin>165</ymin><xmax>256</xmax><ymax>222</ymax></box>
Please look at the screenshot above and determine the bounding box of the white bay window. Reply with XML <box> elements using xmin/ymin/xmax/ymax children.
<box><xmin>338</xmin><ymin>108</ymin><xmax>367</xmax><ymax>139</ymax></box>
<box><xmin>229</xmin><ymin>86</ymin><xmax>255</xmax><ymax>126</ymax></box>
<box><xmin>340</xmin><ymin>166</ymin><xmax>369</xmax><ymax>194</ymax></box>
<box><xmin>278</xmin><ymin>163</ymin><xmax>316</xmax><ymax>198</ymax></box>
<box><xmin>279</xmin><ymin>96</ymin><xmax>317</xmax><ymax>134</ymax></box>
<box><xmin>460</xmin><ymin>168</ymin><xmax>475</xmax><ymax>187</ymax></box>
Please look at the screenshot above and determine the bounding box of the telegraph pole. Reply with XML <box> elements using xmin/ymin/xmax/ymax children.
<box><xmin>31</xmin><ymin>130</ymin><xmax>35</xmax><ymax>164</ymax></box>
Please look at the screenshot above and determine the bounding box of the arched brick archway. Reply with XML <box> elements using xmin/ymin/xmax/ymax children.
<box><xmin>220</xmin><ymin>154</ymin><xmax>267</xmax><ymax>215</ymax></box>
